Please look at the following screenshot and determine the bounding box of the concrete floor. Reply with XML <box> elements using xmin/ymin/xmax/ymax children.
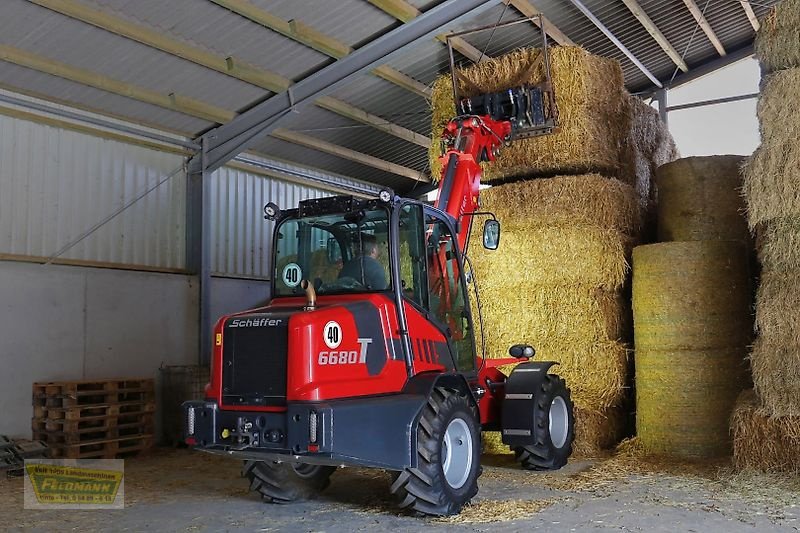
<box><xmin>1</xmin><ymin>448</ymin><xmax>798</xmax><ymax>532</ymax></box>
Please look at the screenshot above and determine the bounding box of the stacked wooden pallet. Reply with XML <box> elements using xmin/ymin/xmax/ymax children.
<box><xmin>31</xmin><ymin>378</ymin><xmax>155</xmax><ymax>459</ymax></box>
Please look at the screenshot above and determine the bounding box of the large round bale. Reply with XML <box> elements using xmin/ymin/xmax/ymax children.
<box><xmin>636</xmin><ymin>347</ymin><xmax>748</xmax><ymax>459</ymax></box>
<box><xmin>755</xmin><ymin>0</ymin><xmax>800</xmax><ymax>73</ymax></box>
<box><xmin>472</xmin><ymin>226</ymin><xmax>631</xmax><ymax>290</ymax></box>
<box><xmin>632</xmin><ymin>241</ymin><xmax>752</xmax><ymax>350</ymax></box>
<box><xmin>655</xmin><ymin>156</ymin><xmax>749</xmax><ymax>243</ymax></box>
<box><xmin>429</xmin><ymin>47</ymin><xmax>629</xmax><ymax>183</ymax></box>
<box><xmin>750</xmin><ymin>337</ymin><xmax>800</xmax><ymax>418</ymax></box>
<box><xmin>479</xmin><ymin>174</ymin><xmax>642</xmax><ymax>235</ymax></box>
<box><xmin>732</xmin><ymin>390</ymin><xmax>800</xmax><ymax>472</ymax></box>
<box><xmin>755</xmin><ymin>218</ymin><xmax>800</xmax><ymax>271</ymax></box>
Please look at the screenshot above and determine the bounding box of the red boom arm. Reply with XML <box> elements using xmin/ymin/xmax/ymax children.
<box><xmin>433</xmin><ymin>115</ymin><xmax>512</xmax><ymax>252</ymax></box>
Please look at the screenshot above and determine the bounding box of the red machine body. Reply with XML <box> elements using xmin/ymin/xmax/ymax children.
<box><xmin>183</xmin><ymin>82</ymin><xmax>571</xmax><ymax>487</ymax></box>
<box><xmin>200</xmin><ymin>114</ymin><xmax>520</xmax><ymax>429</ymax></box>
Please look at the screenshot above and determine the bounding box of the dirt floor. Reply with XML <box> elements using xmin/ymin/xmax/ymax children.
<box><xmin>1</xmin><ymin>446</ymin><xmax>799</xmax><ymax>532</ymax></box>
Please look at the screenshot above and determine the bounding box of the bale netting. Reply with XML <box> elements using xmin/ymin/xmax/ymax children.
<box><xmin>755</xmin><ymin>0</ymin><xmax>800</xmax><ymax>73</ymax></box>
<box><xmin>750</xmin><ymin>337</ymin><xmax>800</xmax><ymax>418</ymax></box>
<box><xmin>429</xmin><ymin>47</ymin><xmax>629</xmax><ymax>183</ymax></box>
<box><xmin>655</xmin><ymin>156</ymin><xmax>749</xmax><ymax>243</ymax></box>
<box><xmin>478</xmin><ymin>286</ymin><xmax>627</xmax><ymax>345</ymax></box>
<box><xmin>755</xmin><ymin>217</ymin><xmax>800</xmax><ymax>271</ymax></box>
<box><xmin>478</xmin><ymin>174</ymin><xmax>642</xmax><ymax>235</ymax></box>
<box><xmin>471</xmin><ymin>226</ymin><xmax>631</xmax><ymax>290</ymax></box>
<box><xmin>742</xmin><ymin>140</ymin><xmax>800</xmax><ymax>229</ymax></box>
<box><xmin>632</xmin><ymin>241</ymin><xmax>753</xmax><ymax>350</ymax></box>
<box><xmin>732</xmin><ymin>389</ymin><xmax>800</xmax><ymax>473</ymax></box>
<box><xmin>636</xmin><ymin>347</ymin><xmax>748</xmax><ymax>459</ymax></box>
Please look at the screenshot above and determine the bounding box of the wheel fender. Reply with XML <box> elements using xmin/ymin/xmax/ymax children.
<box><xmin>403</xmin><ymin>372</ymin><xmax>480</xmax><ymax>468</ymax></box>
<box><xmin>500</xmin><ymin>361</ymin><xmax>557</xmax><ymax>447</ymax></box>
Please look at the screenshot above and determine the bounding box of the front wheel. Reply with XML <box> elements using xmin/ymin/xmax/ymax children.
<box><xmin>515</xmin><ymin>373</ymin><xmax>575</xmax><ymax>470</ymax></box>
<box><xmin>243</xmin><ymin>460</ymin><xmax>335</xmax><ymax>503</ymax></box>
<box><xmin>390</xmin><ymin>387</ymin><xmax>481</xmax><ymax>516</ymax></box>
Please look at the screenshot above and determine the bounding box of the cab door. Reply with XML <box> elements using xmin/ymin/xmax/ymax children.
<box><xmin>396</xmin><ymin>202</ymin><xmax>477</xmax><ymax>373</ymax></box>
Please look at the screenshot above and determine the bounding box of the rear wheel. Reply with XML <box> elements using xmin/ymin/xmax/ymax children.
<box><xmin>243</xmin><ymin>460</ymin><xmax>335</xmax><ymax>503</ymax></box>
<box><xmin>515</xmin><ymin>374</ymin><xmax>575</xmax><ymax>470</ymax></box>
<box><xmin>390</xmin><ymin>387</ymin><xmax>481</xmax><ymax>516</ymax></box>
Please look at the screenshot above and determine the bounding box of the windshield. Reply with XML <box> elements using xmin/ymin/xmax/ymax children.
<box><xmin>273</xmin><ymin>207</ymin><xmax>391</xmax><ymax>296</ymax></box>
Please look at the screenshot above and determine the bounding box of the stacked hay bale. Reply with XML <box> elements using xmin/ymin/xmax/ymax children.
<box><xmin>471</xmin><ymin>176</ymin><xmax>636</xmax><ymax>456</ymax></box>
<box><xmin>429</xmin><ymin>47</ymin><xmax>632</xmax><ymax>184</ymax></box>
<box><xmin>632</xmin><ymin>157</ymin><xmax>753</xmax><ymax>459</ymax></box>
<box><xmin>623</xmin><ymin>96</ymin><xmax>679</xmax><ymax>214</ymax></box>
<box><xmin>432</xmin><ymin>47</ymin><xmax>677</xmax><ymax>456</ymax></box>
<box><xmin>735</xmin><ymin>0</ymin><xmax>800</xmax><ymax>471</ymax></box>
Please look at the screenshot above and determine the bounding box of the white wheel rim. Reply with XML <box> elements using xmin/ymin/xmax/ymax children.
<box><xmin>442</xmin><ymin>417</ymin><xmax>473</xmax><ymax>489</ymax></box>
<box><xmin>549</xmin><ymin>396</ymin><xmax>569</xmax><ymax>449</ymax></box>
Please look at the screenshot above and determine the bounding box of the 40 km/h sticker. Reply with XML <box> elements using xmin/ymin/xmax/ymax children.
<box><xmin>282</xmin><ymin>262</ymin><xmax>302</xmax><ymax>288</ymax></box>
<box><xmin>323</xmin><ymin>321</ymin><xmax>342</xmax><ymax>349</ymax></box>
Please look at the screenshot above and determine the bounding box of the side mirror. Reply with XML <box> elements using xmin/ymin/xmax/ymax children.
<box><xmin>483</xmin><ymin>219</ymin><xmax>500</xmax><ymax>250</ymax></box>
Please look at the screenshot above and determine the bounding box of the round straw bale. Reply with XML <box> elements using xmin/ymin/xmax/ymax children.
<box><xmin>754</xmin><ymin>217</ymin><xmax>800</xmax><ymax>271</ymax></box>
<box><xmin>471</xmin><ymin>226</ymin><xmax>631</xmax><ymax>290</ymax></box>
<box><xmin>742</xmin><ymin>140</ymin><xmax>800</xmax><ymax>228</ymax></box>
<box><xmin>750</xmin><ymin>337</ymin><xmax>800</xmax><ymax>418</ymax></box>
<box><xmin>429</xmin><ymin>47</ymin><xmax>629</xmax><ymax>183</ymax></box>
<box><xmin>632</xmin><ymin>241</ymin><xmax>753</xmax><ymax>350</ymax></box>
<box><xmin>636</xmin><ymin>347</ymin><xmax>748</xmax><ymax>459</ymax></box>
<box><xmin>655</xmin><ymin>156</ymin><xmax>749</xmax><ymax>243</ymax></box>
<box><xmin>480</xmin><ymin>174</ymin><xmax>642</xmax><ymax>235</ymax></box>
<box><xmin>732</xmin><ymin>389</ymin><xmax>800</xmax><ymax>473</ymax></box>
<box><xmin>755</xmin><ymin>2</ymin><xmax>800</xmax><ymax>73</ymax></box>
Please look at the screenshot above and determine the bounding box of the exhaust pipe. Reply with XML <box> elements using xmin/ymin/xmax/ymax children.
<box><xmin>300</xmin><ymin>279</ymin><xmax>316</xmax><ymax>310</ymax></box>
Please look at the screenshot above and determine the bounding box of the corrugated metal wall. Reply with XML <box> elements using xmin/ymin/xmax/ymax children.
<box><xmin>209</xmin><ymin>166</ymin><xmax>330</xmax><ymax>279</ymax></box>
<box><xmin>0</xmin><ymin>112</ymin><xmax>187</xmax><ymax>269</ymax></box>
<box><xmin>0</xmin><ymin>110</ymin><xmax>339</xmax><ymax>277</ymax></box>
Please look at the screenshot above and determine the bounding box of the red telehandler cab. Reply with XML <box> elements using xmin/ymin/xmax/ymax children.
<box><xmin>184</xmin><ymin>23</ymin><xmax>574</xmax><ymax>516</ymax></box>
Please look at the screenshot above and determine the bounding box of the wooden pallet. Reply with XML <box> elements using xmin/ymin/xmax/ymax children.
<box><xmin>32</xmin><ymin>410</ymin><xmax>154</xmax><ymax>433</ymax></box>
<box><xmin>33</xmin><ymin>400</ymin><xmax>155</xmax><ymax>421</ymax></box>
<box><xmin>33</xmin><ymin>420</ymin><xmax>154</xmax><ymax>445</ymax></box>
<box><xmin>32</xmin><ymin>379</ymin><xmax>154</xmax><ymax>409</ymax></box>
<box><xmin>47</xmin><ymin>434</ymin><xmax>154</xmax><ymax>459</ymax></box>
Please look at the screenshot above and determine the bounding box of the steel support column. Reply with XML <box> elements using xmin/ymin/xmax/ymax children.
<box><xmin>187</xmin><ymin>138</ymin><xmax>213</xmax><ymax>365</ymax></box>
<box><xmin>189</xmin><ymin>0</ymin><xmax>502</xmax><ymax>175</ymax></box>
<box><xmin>656</xmin><ymin>89</ymin><xmax>668</xmax><ymax>126</ymax></box>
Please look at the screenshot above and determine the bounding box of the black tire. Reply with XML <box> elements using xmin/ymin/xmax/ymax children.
<box><xmin>242</xmin><ymin>460</ymin><xmax>335</xmax><ymax>503</ymax></box>
<box><xmin>390</xmin><ymin>387</ymin><xmax>481</xmax><ymax>516</ymax></box>
<box><xmin>515</xmin><ymin>373</ymin><xmax>575</xmax><ymax>470</ymax></box>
